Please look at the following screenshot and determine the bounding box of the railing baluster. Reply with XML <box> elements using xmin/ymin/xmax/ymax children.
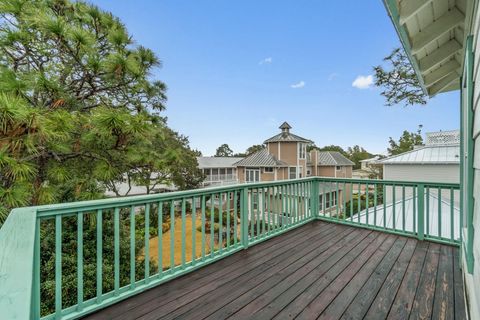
<box><xmin>250</xmin><ymin>188</ymin><xmax>255</xmax><ymax>236</ymax></box>
<box><xmin>226</xmin><ymin>192</ymin><xmax>231</xmax><ymax>248</ymax></box>
<box><xmin>373</xmin><ymin>183</ymin><xmax>377</xmax><ymax>226</ymax></box>
<box><xmin>192</xmin><ymin>196</ymin><xmax>196</xmax><ymax>262</ymax></box>
<box><xmin>55</xmin><ymin>215</ymin><xmax>62</xmax><ymax>317</ymax></box>
<box><xmin>357</xmin><ymin>183</ymin><xmax>361</xmax><ymax>223</ymax></box>
<box><xmin>336</xmin><ymin>182</ymin><xmax>339</xmax><ymax>219</ymax></box>
<box><xmin>402</xmin><ymin>185</ymin><xmax>406</xmax><ymax>232</ymax></box>
<box><xmin>210</xmin><ymin>196</ymin><xmax>214</xmax><ymax>256</ymax></box>
<box><xmin>350</xmin><ymin>182</ymin><xmax>353</xmax><ymax>221</ymax></box>
<box><xmin>261</xmin><ymin>188</ymin><xmax>266</xmax><ymax>235</ymax></box>
<box><xmin>342</xmin><ymin>182</ymin><xmax>346</xmax><ymax>221</ymax></box>
<box><xmin>241</xmin><ymin>187</ymin><xmax>249</xmax><ymax>248</ymax></box>
<box><xmin>438</xmin><ymin>187</ymin><xmax>442</xmax><ymax>238</ymax></box>
<box><xmin>145</xmin><ymin>203</ymin><xmax>150</xmax><ymax>279</ymax></box>
<box><xmin>96</xmin><ymin>209</ymin><xmax>102</xmax><ymax>303</ymax></box>
<box><xmin>413</xmin><ymin>187</ymin><xmax>416</xmax><ymax>235</ymax></box>
<box><xmin>158</xmin><ymin>202</ymin><xmax>163</xmax><ymax>276</ymax></box>
<box><xmin>450</xmin><ymin>188</ymin><xmax>454</xmax><ymax>241</ymax></box>
<box><xmin>392</xmin><ymin>184</ymin><xmax>396</xmax><ymax>230</ymax></box>
<box><xmin>181</xmin><ymin>199</ymin><xmax>186</xmax><ymax>266</ymax></box>
<box><xmin>417</xmin><ymin>184</ymin><xmax>425</xmax><ymax>240</ymax></box>
<box><xmin>383</xmin><ymin>185</ymin><xmax>386</xmax><ymax>229</ymax></box>
<box><xmin>130</xmin><ymin>206</ymin><xmax>135</xmax><ymax>286</ymax></box>
<box><xmin>365</xmin><ymin>183</ymin><xmax>369</xmax><ymax>225</ymax></box>
<box><xmin>201</xmin><ymin>195</ymin><xmax>206</xmax><ymax>258</ymax></box>
<box><xmin>114</xmin><ymin>207</ymin><xmax>120</xmax><ymax>293</ymax></box>
<box><xmin>426</xmin><ymin>187</ymin><xmax>430</xmax><ymax>237</ymax></box>
<box><xmin>267</xmin><ymin>187</ymin><xmax>271</xmax><ymax>233</ymax></box>
<box><xmin>77</xmin><ymin>213</ymin><xmax>83</xmax><ymax>310</ymax></box>
<box><xmin>170</xmin><ymin>201</ymin><xmax>175</xmax><ymax>270</ymax></box>
<box><xmin>219</xmin><ymin>193</ymin><xmax>223</xmax><ymax>250</ymax></box>
<box><xmin>292</xmin><ymin>184</ymin><xmax>297</xmax><ymax>223</ymax></box>
<box><xmin>233</xmin><ymin>192</ymin><xmax>238</xmax><ymax>246</ymax></box>
<box><xmin>256</xmin><ymin>189</ymin><xmax>261</xmax><ymax>236</ymax></box>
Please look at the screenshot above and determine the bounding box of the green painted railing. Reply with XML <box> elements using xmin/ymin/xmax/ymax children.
<box><xmin>0</xmin><ymin>177</ymin><xmax>461</xmax><ymax>319</ymax></box>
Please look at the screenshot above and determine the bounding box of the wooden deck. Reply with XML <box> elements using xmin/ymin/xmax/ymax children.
<box><xmin>83</xmin><ymin>221</ymin><xmax>466</xmax><ymax>320</ymax></box>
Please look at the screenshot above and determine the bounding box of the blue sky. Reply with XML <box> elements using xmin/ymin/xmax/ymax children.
<box><xmin>90</xmin><ymin>0</ymin><xmax>460</xmax><ymax>155</ymax></box>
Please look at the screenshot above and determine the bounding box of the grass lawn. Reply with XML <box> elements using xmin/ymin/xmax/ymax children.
<box><xmin>146</xmin><ymin>214</ymin><xmax>215</xmax><ymax>269</ymax></box>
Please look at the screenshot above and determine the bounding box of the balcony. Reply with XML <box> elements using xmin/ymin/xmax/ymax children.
<box><xmin>0</xmin><ymin>177</ymin><xmax>467</xmax><ymax>319</ymax></box>
<box><xmin>202</xmin><ymin>174</ymin><xmax>238</xmax><ymax>187</ymax></box>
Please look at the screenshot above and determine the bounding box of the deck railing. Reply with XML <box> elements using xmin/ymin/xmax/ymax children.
<box><xmin>0</xmin><ymin>177</ymin><xmax>460</xmax><ymax>319</ymax></box>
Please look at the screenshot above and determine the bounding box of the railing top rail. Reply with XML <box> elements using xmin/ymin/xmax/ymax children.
<box><xmin>12</xmin><ymin>177</ymin><xmax>459</xmax><ymax>217</ymax></box>
<box><xmin>315</xmin><ymin>176</ymin><xmax>460</xmax><ymax>188</ymax></box>
<box><xmin>31</xmin><ymin>177</ymin><xmax>317</xmax><ymax>216</ymax></box>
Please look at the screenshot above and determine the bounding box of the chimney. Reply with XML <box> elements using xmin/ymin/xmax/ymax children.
<box><xmin>279</xmin><ymin>122</ymin><xmax>292</xmax><ymax>136</ymax></box>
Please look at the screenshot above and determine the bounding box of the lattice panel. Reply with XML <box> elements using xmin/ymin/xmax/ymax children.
<box><xmin>425</xmin><ymin>130</ymin><xmax>460</xmax><ymax>145</ymax></box>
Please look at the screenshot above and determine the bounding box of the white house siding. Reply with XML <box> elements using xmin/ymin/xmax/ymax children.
<box><xmin>383</xmin><ymin>164</ymin><xmax>460</xmax><ymax>206</ymax></box>
<box><xmin>467</xmin><ymin>3</ymin><xmax>480</xmax><ymax>317</ymax></box>
<box><xmin>383</xmin><ymin>164</ymin><xmax>459</xmax><ymax>183</ymax></box>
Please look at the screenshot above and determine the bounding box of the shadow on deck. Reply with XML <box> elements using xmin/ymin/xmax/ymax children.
<box><xmin>83</xmin><ymin>221</ymin><xmax>466</xmax><ymax>320</ymax></box>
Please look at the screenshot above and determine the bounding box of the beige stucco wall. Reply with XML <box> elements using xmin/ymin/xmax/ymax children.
<box><xmin>237</xmin><ymin>167</ymin><xmax>245</xmax><ymax>183</ymax></box>
<box><xmin>279</xmin><ymin>142</ymin><xmax>298</xmax><ymax>165</ymax></box>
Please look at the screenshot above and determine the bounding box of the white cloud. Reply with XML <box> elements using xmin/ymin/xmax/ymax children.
<box><xmin>352</xmin><ymin>75</ymin><xmax>373</xmax><ymax>89</ymax></box>
<box><xmin>290</xmin><ymin>81</ymin><xmax>305</xmax><ymax>89</ymax></box>
<box><xmin>259</xmin><ymin>57</ymin><xmax>272</xmax><ymax>65</ymax></box>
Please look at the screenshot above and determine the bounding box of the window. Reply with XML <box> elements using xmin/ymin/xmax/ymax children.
<box><xmin>203</xmin><ymin>168</ymin><xmax>210</xmax><ymax>175</ymax></box>
<box><xmin>264</xmin><ymin>167</ymin><xmax>274</xmax><ymax>173</ymax></box>
<box><xmin>212</xmin><ymin>168</ymin><xmax>218</xmax><ymax>175</ymax></box>
<box><xmin>226</xmin><ymin>168</ymin><xmax>232</xmax><ymax>174</ymax></box>
<box><xmin>246</xmin><ymin>169</ymin><xmax>260</xmax><ymax>182</ymax></box>
<box><xmin>319</xmin><ymin>192</ymin><xmax>337</xmax><ymax>211</ymax></box>
<box><xmin>220</xmin><ymin>168</ymin><xmax>226</xmax><ymax>175</ymax></box>
<box><xmin>298</xmin><ymin>143</ymin><xmax>306</xmax><ymax>159</ymax></box>
<box><xmin>336</xmin><ymin>166</ymin><xmax>341</xmax><ymax>171</ymax></box>
<box><xmin>289</xmin><ymin>167</ymin><xmax>297</xmax><ymax>179</ymax></box>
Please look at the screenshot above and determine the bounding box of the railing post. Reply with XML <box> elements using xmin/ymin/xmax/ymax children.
<box><xmin>241</xmin><ymin>187</ymin><xmax>249</xmax><ymax>249</ymax></box>
<box><xmin>311</xmin><ymin>179</ymin><xmax>319</xmax><ymax>219</ymax></box>
<box><xmin>417</xmin><ymin>184</ymin><xmax>425</xmax><ymax>241</ymax></box>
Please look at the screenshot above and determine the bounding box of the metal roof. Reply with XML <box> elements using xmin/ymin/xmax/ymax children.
<box><xmin>197</xmin><ymin>157</ymin><xmax>244</xmax><ymax>168</ymax></box>
<box><xmin>263</xmin><ymin>132</ymin><xmax>313</xmax><ymax>144</ymax></box>
<box><xmin>233</xmin><ymin>149</ymin><xmax>288</xmax><ymax>167</ymax></box>
<box><xmin>383</xmin><ymin>0</ymin><xmax>472</xmax><ymax>96</ymax></box>
<box><xmin>380</xmin><ymin>144</ymin><xmax>460</xmax><ymax>164</ymax></box>
<box><xmin>317</xmin><ymin>151</ymin><xmax>355</xmax><ymax>166</ymax></box>
<box><xmin>263</xmin><ymin>122</ymin><xmax>313</xmax><ymax>144</ymax></box>
<box><xmin>351</xmin><ymin>193</ymin><xmax>460</xmax><ymax>240</ymax></box>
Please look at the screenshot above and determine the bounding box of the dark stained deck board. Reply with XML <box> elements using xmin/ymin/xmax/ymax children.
<box><xmin>85</xmin><ymin>220</ymin><xmax>335</xmax><ymax>319</ymax></box>
<box><xmin>409</xmin><ymin>242</ymin><xmax>441</xmax><ymax>319</ymax></box>
<box><xmin>269</xmin><ymin>232</ymin><xmax>390</xmax><ymax>320</ymax></box>
<box><xmin>222</xmin><ymin>229</ymin><xmax>376</xmax><ymax>320</ymax></box>
<box><xmin>453</xmin><ymin>249</ymin><xmax>467</xmax><ymax>320</ymax></box>
<box><xmin>144</xmin><ymin>226</ymin><xmax>366</xmax><ymax>320</ymax></box>
<box><xmin>386</xmin><ymin>241</ymin><xmax>429</xmax><ymax>320</ymax></box>
<box><xmin>364</xmin><ymin>239</ymin><xmax>423</xmax><ymax>320</ymax></box>
<box><xmin>127</xmin><ymin>223</ymin><xmax>348</xmax><ymax>320</ymax></box>
<box><xmin>83</xmin><ymin>221</ymin><xmax>466</xmax><ymax>320</ymax></box>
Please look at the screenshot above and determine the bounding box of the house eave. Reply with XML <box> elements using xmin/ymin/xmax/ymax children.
<box><xmin>382</xmin><ymin>0</ymin><xmax>472</xmax><ymax>97</ymax></box>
